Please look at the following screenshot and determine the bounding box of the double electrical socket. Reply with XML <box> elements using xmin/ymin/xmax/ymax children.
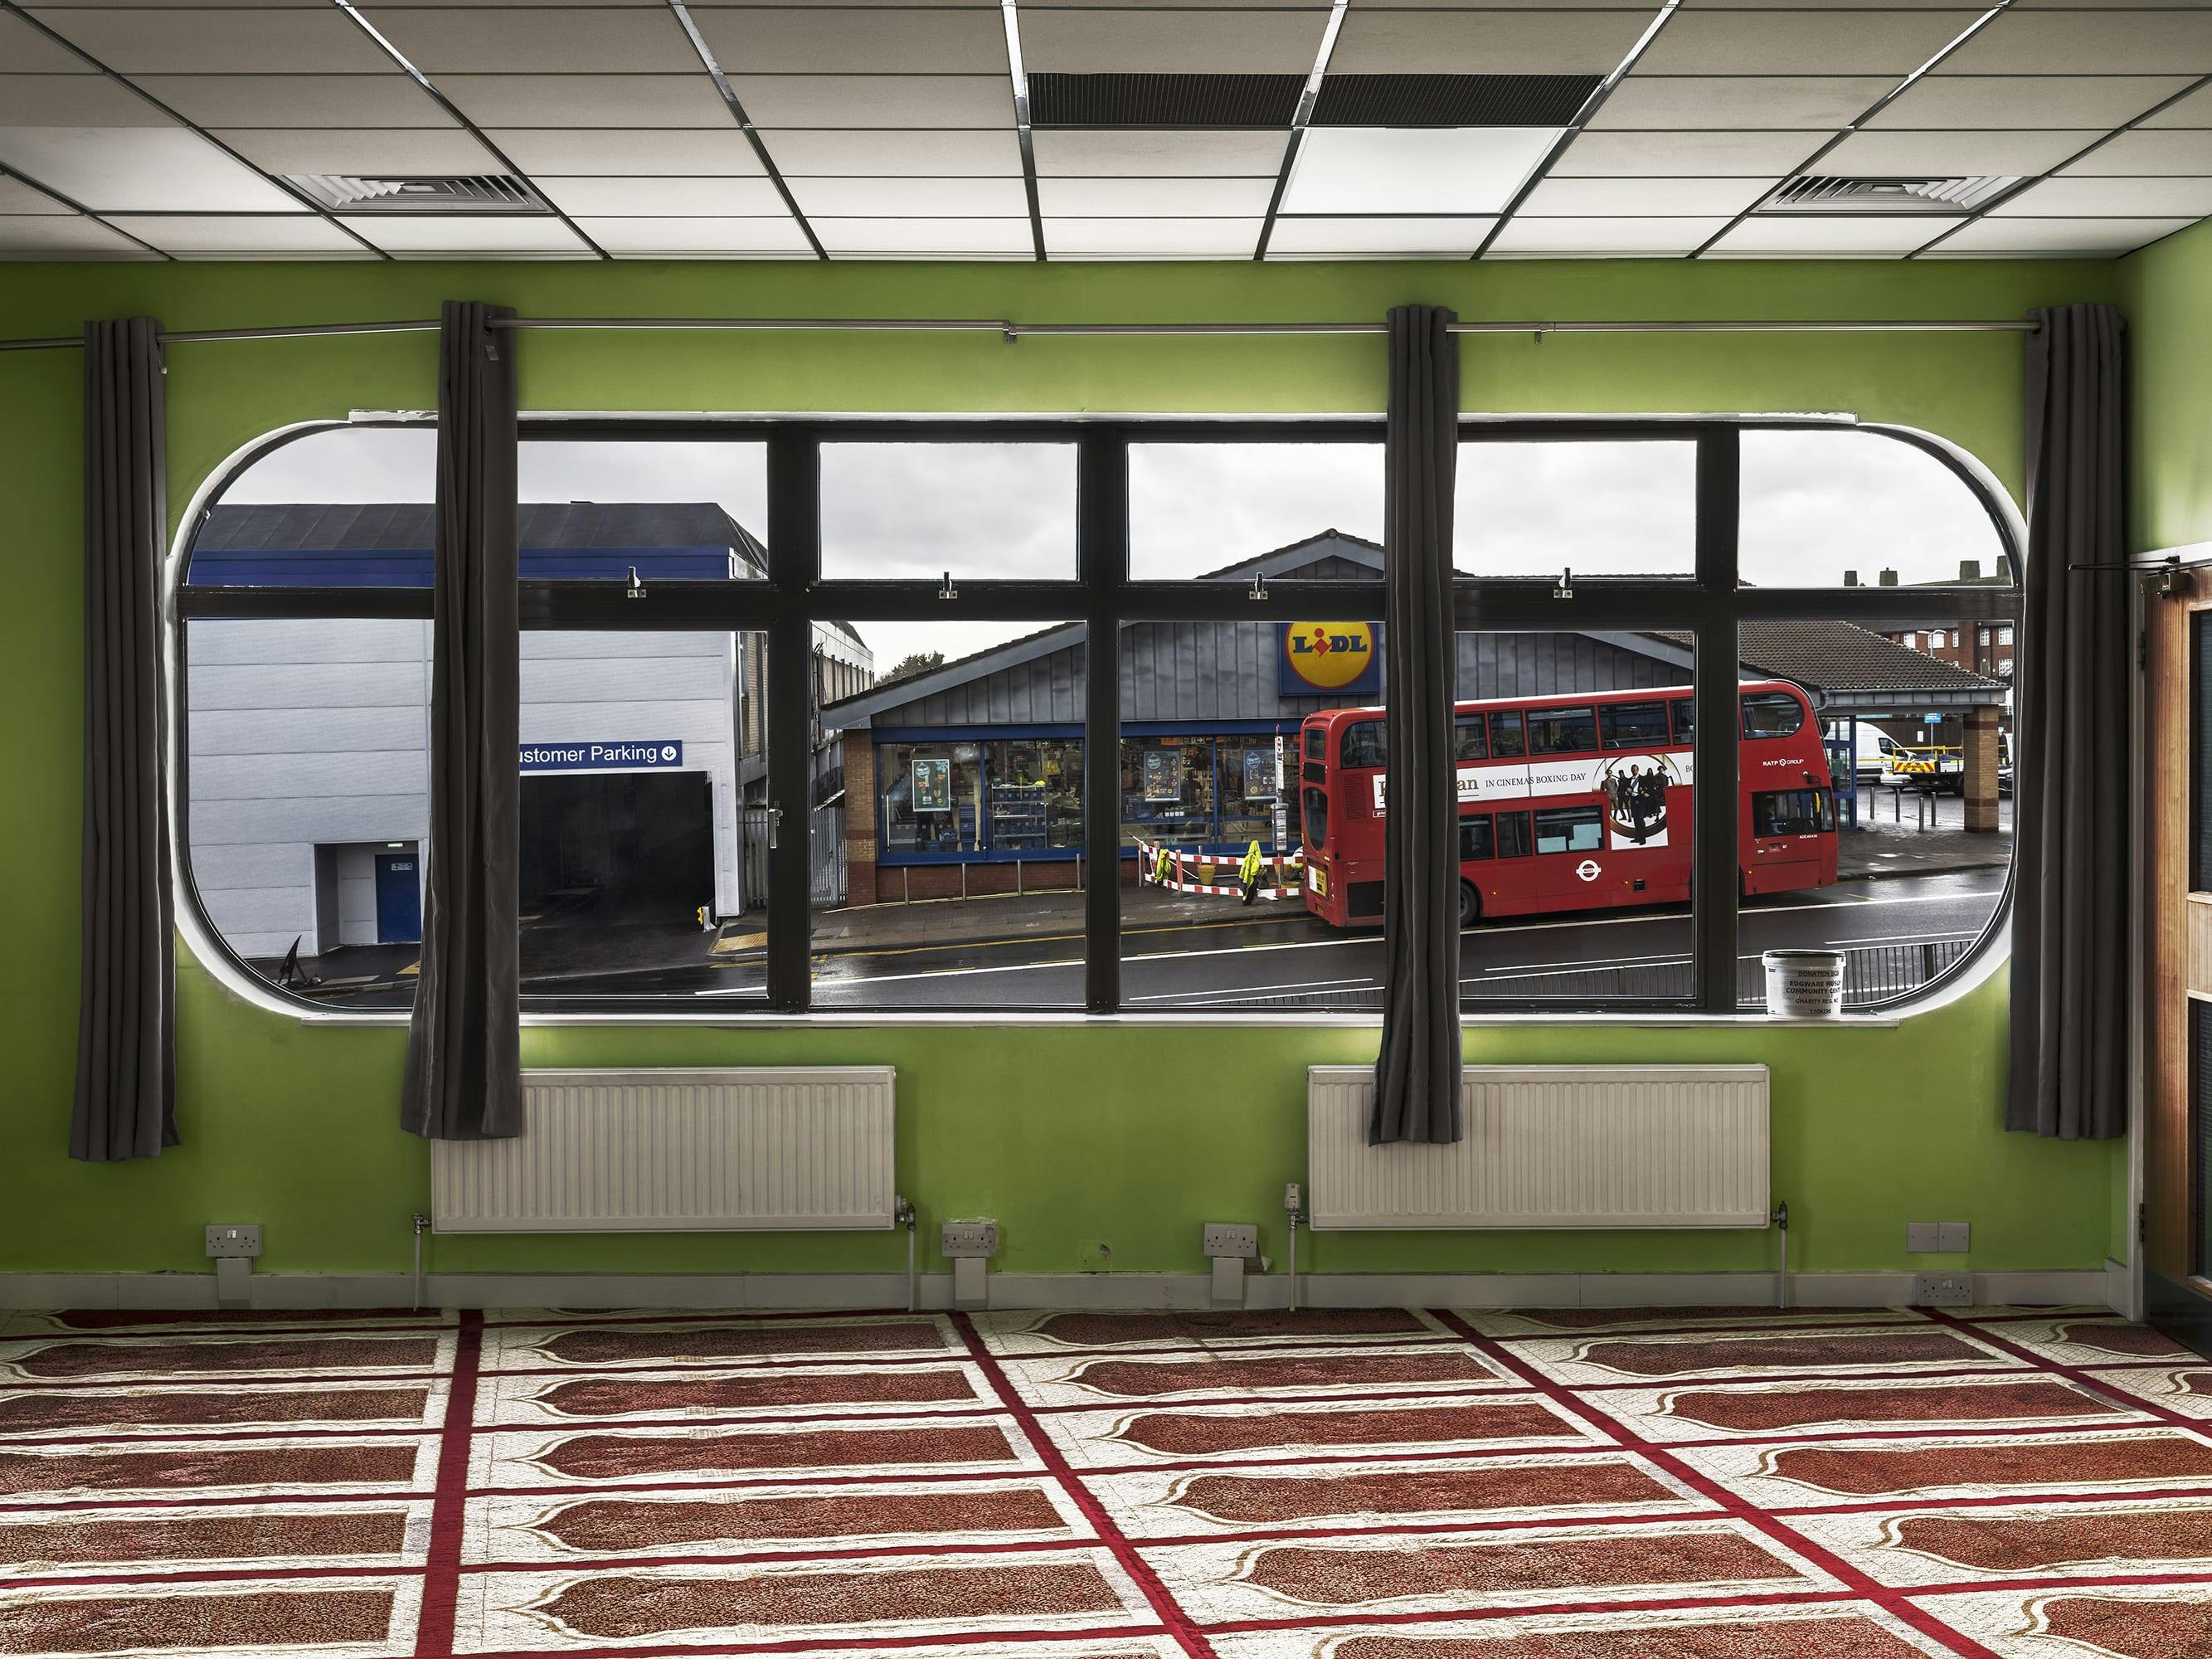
<box><xmin>1203</xmin><ymin>1224</ymin><xmax>1258</xmax><ymax>1258</ymax></box>
<box><xmin>204</xmin><ymin>1224</ymin><xmax>262</xmax><ymax>1258</ymax></box>
<box><xmin>941</xmin><ymin>1221</ymin><xmax>999</xmax><ymax>1258</ymax></box>
<box><xmin>1913</xmin><ymin>1272</ymin><xmax>1974</xmax><ymax>1306</ymax></box>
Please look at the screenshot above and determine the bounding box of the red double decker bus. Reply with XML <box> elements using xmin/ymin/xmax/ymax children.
<box><xmin>1299</xmin><ymin>682</ymin><xmax>1837</xmax><ymax>929</ymax></box>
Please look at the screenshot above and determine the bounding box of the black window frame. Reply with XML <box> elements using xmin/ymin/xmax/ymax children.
<box><xmin>174</xmin><ymin>415</ymin><xmax>2022</xmax><ymax>1019</ymax></box>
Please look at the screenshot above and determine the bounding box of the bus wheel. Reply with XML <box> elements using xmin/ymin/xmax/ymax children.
<box><xmin>1459</xmin><ymin>881</ymin><xmax>1481</xmax><ymax>929</ymax></box>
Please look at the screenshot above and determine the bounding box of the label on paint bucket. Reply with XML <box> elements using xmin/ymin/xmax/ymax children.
<box><xmin>1763</xmin><ymin>950</ymin><xmax>1845</xmax><ymax>1019</ymax></box>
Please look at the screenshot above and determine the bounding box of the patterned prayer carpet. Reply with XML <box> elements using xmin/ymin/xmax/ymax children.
<box><xmin>2</xmin><ymin>1302</ymin><xmax>2211</xmax><ymax>1657</ymax></box>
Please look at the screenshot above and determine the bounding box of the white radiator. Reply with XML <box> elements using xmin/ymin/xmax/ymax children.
<box><xmin>1308</xmin><ymin>1064</ymin><xmax>1769</xmax><ymax>1229</ymax></box>
<box><xmin>430</xmin><ymin>1068</ymin><xmax>896</xmax><ymax>1233</ymax></box>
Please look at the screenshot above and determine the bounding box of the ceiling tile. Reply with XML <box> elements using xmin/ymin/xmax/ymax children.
<box><xmin>0</xmin><ymin>176</ymin><xmax>70</xmax><ymax>212</ymax></box>
<box><xmin>1707</xmin><ymin>215</ymin><xmax>1953</xmax><ymax>254</ymax></box>
<box><xmin>1590</xmin><ymin>76</ymin><xmax>1894</xmax><ymax>129</ymax></box>
<box><xmin>576</xmin><ymin>216</ymin><xmax>815</xmax><ymax>254</ymax></box>
<box><xmin>438</xmin><ymin>75</ymin><xmax>735</xmax><ymax>127</ymax></box>
<box><xmin>2063</xmin><ymin>129</ymin><xmax>2212</xmax><ymax>175</ymax></box>
<box><xmin>0</xmin><ymin>126</ymin><xmax>300</xmax><ymax>211</ymax></box>
<box><xmin>693</xmin><ymin>9</ymin><xmax>1008</xmax><ymax>72</ymax></box>
<box><xmin>1551</xmin><ymin>129</ymin><xmax>1812</xmax><ymax>176</ymax></box>
<box><xmin>1037</xmin><ymin>175</ymin><xmax>1276</xmax><ymax>215</ymax></box>
<box><xmin>354</xmin><ymin>7</ymin><xmax>699</xmax><ymax>72</ymax></box>
<box><xmin>105</xmin><ymin>212</ymin><xmax>362</xmax><ymax>252</ymax></box>
<box><xmin>1283</xmin><ymin>127</ymin><xmax>1560</xmax><ymax>214</ymax></box>
<box><xmin>787</xmin><ymin>175</ymin><xmax>1029</xmax><ymax>215</ymax></box>
<box><xmin>1020</xmin><ymin>0</ymin><xmax>1320</xmax><ymax>7</ymax></box>
<box><xmin>0</xmin><ymin>12</ymin><xmax>94</xmax><ymax>72</ymax></box>
<box><xmin>761</xmin><ymin>129</ymin><xmax>1023</xmax><ymax>176</ymax></box>
<box><xmin>1943</xmin><ymin>12</ymin><xmax>2212</xmax><ymax>74</ymax></box>
<box><xmin>1991</xmin><ymin>175</ymin><xmax>2212</xmax><ymax>216</ymax></box>
<box><xmin>1932</xmin><ymin>214</ymin><xmax>2195</xmax><ymax>253</ymax></box>
<box><xmin>1330</xmin><ymin>8</ymin><xmax>1653</xmax><ymax>74</ymax></box>
<box><xmin>1678</xmin><ymin>0</ymin><xmax>1991</xmax><ymax>7</ymax></box>
<box><xmin>0</xmin><ymin>75</ymin><xmax>172</xmax><ymax>126</ymax></box>
<box><xmin>1020</xmin><ymin>9</ymin><xmax>1325</xmax><ymax>72</ymax></box>
<box><xmin>1869</xmin><ymin>74</ymin><xmax>2191</xmax><ymax>129</ymax></box>
<box><xmin>2142</xmin><ymin>83</ymin><xmax>2212</xmax><ymax>129</ymax></box>
<box><xmin>213</xmin><ymin>129</ymin><xmax>499</xmax><ymax>175</ymax></box>
<box><xmin>538</xmin><ymin>175</ymin><xmax>792</xmax><ymax>215</ymax></box>
<box><xmin>814</xmin><ymin>215</ymin><xmax>1034</xmax><ymax>254</ymax></box>
<box><xmin>1266</xmin><ymin>215</ymin><xmax>1492</xmax><ymax>255</ymax></box>
<box><xmin>22</xmin><ymin>7</ymin><xmax>394</xmax><ymax>73</ymax></box>
<box><xmin>135</xmin><ymin>74</ymin><xmax>456</xmax><ymax>129</ymax></box>
<box><xmin>488</xmin><ymin>129</ymin><xmax>766</xmax><ymax>175</ymax></box>
<box><xmin>1517</xmin><ymin>175</ymin><xmax>1770</xmax><ymax>216</ymax></box>
<box><xmin>1636</xmin><ymin>8</ymin><xmax>1980</xmax><ymax>75</ymax></box>
<box><xmin>1044</xmin><ymin>216</ymin><xmax>1263</xmax><ymax>256</ymax></box>
<box><xmin>731</xmin><ymin>75</ymin><xmax>1014</xmax><ymax>128</ymax></box>
<box><xmin>1485</xmin><ymin>215</ymin><xmax>1732</xmax><ymax>254</ymax></box>
<box><xmin>1030</xmin><ymin>128</ymin><xmax>1286</xmax><ymax>176</ymax></box>
<box><xmin>0</xmin><ymin>213</ymin><xmax>150</xmax><ymax>255</ymax></box>
<box><xmin>340</xmin><ymin>212</ymin><xmax>592</xmax><ymax>252</ymax></box>
<box><xmin>1821</xmin><ymin>129</ymin><xmax>2103</xmax><ymax>176</ymax></box>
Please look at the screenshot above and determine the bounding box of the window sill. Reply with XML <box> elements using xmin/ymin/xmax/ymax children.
<box><xmin>278</xmin><ymin>1006</ymin><xmax>1903</xmax><ymax>1030</ymax></box>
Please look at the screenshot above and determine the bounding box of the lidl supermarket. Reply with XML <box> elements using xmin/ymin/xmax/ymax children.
<box><xmin>822</xmin><ymin>530</ymin><xmax>2010</xmax><ymax>907</ymax></box>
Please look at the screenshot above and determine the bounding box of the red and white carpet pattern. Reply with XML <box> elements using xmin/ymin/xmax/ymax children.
<box><xmin>7</xmin><ymin>1304</ymin><xmax>2212</xmax><ymax>1657</ymax></box>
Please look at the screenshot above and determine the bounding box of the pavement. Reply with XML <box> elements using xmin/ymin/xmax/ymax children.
<box><xmin>1838</xmin><ymin>786</ymin><xmax>2012</xmax><ymax>883</ymax></box>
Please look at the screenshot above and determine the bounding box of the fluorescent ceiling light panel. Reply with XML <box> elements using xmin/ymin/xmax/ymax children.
<box><xmin>0</xmin><ymin>215</ymin><xmax>152</xmax><ymax>255</ymax></box>
<box><xmin>1281</xmin><ymin>126</ymin><xmax>1562</xmax><ymax>216</ymax></box>
<box><xmin>1266</xmin><ymin>215</ymin><xmax>1493</xmax><ymax>257</ymax></box>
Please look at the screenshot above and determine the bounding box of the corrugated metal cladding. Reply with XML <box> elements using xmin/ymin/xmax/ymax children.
<box><xmin>878</xmin><ymin>625</ymin><xmax>1685</xmax><ymax>729</ymax></box>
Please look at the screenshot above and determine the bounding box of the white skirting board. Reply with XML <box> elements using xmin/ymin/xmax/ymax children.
<box><xmin>0</xmin><ymin>1267</ymin><xmax>2121</xmax><ymax>1315</ymax></box>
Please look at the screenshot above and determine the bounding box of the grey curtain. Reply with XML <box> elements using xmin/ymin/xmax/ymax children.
<box><xmin>74</xmin><ymin>317</ymin><xmax>177</xmax><ymax>1162</ymax></box>
<box><xmin>2007</xmin><ymin>303</ymin><xmax>2128</xmax><ymax>1140</ymax></box>
<box><xmin>401</xmin><ymin>302</ymin><xmax>523</xmax><ymax>1141</ymax></box>
<box><xmin>1371</xmin><ymin>304</ymin><xmax>1463</xmax><ymax>1145</ymax></box>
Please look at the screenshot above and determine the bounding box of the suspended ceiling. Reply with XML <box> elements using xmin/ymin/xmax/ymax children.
<box><xmin>2</xmin><ymin>0</ymin><xmax>2208</xmax><ymax>262</ymax></box>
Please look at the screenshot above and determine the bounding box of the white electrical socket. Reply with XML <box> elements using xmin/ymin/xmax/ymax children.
<box><xmin>941</xmin><ymin>1221</ymin><xmax>999</xmax><ymax>1258</ymax></box>
<box><xmin>1913</xmin><ymin>1272</ymin><xmax>1973</xmax><ymax>1307</ymax></box>
<box><xmin>204</xmin><ymin>1224</ymin><xmax>262</xmax><ymax>1259</ymax></box>
<box><xmin>1203</xmin><ymin>1223</ymin><xmax>1258</xmax><ymax>1258</ymax></box>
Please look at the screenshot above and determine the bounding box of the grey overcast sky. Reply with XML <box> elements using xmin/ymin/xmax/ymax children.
<box><xmin>221</xmin><ymin>425</ymin><xmax>2006</xmax><ymax>674</ymax></box>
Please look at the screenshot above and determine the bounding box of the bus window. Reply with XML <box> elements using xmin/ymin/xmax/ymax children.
<box><xmin>1527</xmin><ymin>706</ymin><xmax>1597</xmax><ymax>757</ymax></box>
<box><xmin>1743</xmin><ymin>690</ymin><xmax>1806</xmax><ymax>737</ymax></box>
<box><xmin>1496</xmin><ymin>810</ymin><xmax>1533</xmax><ymax>858</ymax></box>
<box><xmin>1303</xmin><ymin>724</ymin><xmax>1326</xmax><ymax>762</ymax></box>
<box><xmin>1490</xmin><ymin>711</ymin><xmax>1526</xmax><ymax>758</ymax></box>
<box><xmin>1302</xmin><ymin>786</ymin><xmax>1330</xmax><ymax>851</ymax></box>
<box><xmin>1534</xmin><ymin>805</ymin><xmax>1604</xmax><ymax>854</ymax></box>
<box><xmin>1459</xmin><ymin>814</ymin><xmax>1495</xmax><ymax>861</ymax></box>
<box><xmin>1601</xmin><ymin>701</ymin><xmax>1670</xmax><ymax>751</ymax></box>
<box><xmin>1454</xmin><ymin>717</ymin><xmax>1488</xmax><ymax>761</ymax></box>
<box><xmin>1670</xmin><ymin>698</ymin><xmax>1694</xmax><ymax>742</ymax></box>
<box><xmin>1341</xmin><ymin>720</ymin><xmax>1388</xmax><ymax>769</ymax></box>
<box><xmin>1753</xmin><ymin>788</ymin><xmax>1835</xmax><ymax>836</ymax></box>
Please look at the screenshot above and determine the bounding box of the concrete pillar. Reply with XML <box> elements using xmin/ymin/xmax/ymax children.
<box><xmin>1964</xmin><ymin>704</ymin><xmax>2000</xmax><ymax>833</ymax></box>
<box><xmin>842</xmin><ymin>732</ymin><xmax>878</xmax><ymax>903</ymax></box>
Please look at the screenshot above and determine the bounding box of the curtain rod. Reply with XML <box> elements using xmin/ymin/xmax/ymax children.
<box><xmin>0</xmin><ymin>315</ymin><xmax>2042</xmax><ymax>353</ymax></box>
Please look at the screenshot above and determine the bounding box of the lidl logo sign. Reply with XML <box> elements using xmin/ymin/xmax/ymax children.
<box><xmin>1279</xmin><ymin>621</ymin><xmax>1380</xmax><ymax>697</ymax></box>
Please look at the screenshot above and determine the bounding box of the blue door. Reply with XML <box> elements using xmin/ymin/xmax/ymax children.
<box><xmin>374</xmin><ymin>851</ymin><xmax>421</xmax><ymax>944</ymax></box>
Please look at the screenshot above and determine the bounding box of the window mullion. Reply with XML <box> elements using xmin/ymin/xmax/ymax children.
<box><xmin>1694</xmin><ymin>428</ymin><xmax>1743</xmax><ymax>1015</ymax></box>
<box><xmin>766</xmin><ymin>431</ymin><xmax>819</xmax><ymax>1013</ymax></box>
<box><xmin>1080</xmin><ymin>432</ymin><xmax>1126</xmax><ymax>1014</ymax></box>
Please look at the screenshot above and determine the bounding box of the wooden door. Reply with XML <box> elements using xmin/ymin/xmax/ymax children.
<box><xmin>2145</xmin><ymin>567</ymin><xmax>2212</xmax><ymax>1345</ymax></box>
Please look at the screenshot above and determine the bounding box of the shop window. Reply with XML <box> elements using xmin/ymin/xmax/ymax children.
<box><xmin>1121</xmin><ymin>736</ymin><xmax>1218</xmax><ymax>848</ymax></box>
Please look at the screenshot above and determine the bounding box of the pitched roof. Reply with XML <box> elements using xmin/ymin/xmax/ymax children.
<box><xmin>1650</xmin><ymin>621</ymin><xmax>2005</xmax><ymax>695</ymax></box>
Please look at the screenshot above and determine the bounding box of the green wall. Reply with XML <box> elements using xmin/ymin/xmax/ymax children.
<box><xmin>0</xmin><ymin>258</ymin><xmax>2123</xmax><ymax>1286</ymax></box>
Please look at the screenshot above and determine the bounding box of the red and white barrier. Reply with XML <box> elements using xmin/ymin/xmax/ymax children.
<box><xmin>1135</xmin><ymin>840</ymin><xmax>1306</xmax><ymax>902</ymax></box>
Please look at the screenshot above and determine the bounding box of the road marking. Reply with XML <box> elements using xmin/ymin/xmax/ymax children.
<box><xmin>702</xmin><ymin>873</ymin><xmax>2003</xmax><ymax>992</ymax></box>
<box><xmin>1128</xmin><ymin>975</ymin><xmax>1375</xmax><ymax>1004</ymax></box>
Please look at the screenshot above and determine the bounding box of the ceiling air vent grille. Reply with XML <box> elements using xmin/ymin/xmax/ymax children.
<box><xmin>286</xmin><ymin>173</ymin><xmax>552</xmax><ymax>213</ymax></box>
<box><xmin>1760</xmin><ymin>174</ymin><xmax>2020</xmax><ymax>214</ymax></box>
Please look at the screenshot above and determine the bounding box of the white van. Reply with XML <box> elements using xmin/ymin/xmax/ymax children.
<box><xmin>1831</xmin><ymin>723</ymin><xmax>1905</xmax><ymax>786</ymax></box>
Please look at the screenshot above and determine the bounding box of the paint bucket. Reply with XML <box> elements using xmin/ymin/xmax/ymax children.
<box><xmin>1762</xmin><ymin>949</ymin><xmax>1845</xmax><ymax>1019</ymax></box>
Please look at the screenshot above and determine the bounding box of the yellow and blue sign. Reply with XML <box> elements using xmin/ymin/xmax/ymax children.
<box><xmin>1279</xmin><ymin>621</ymin><xmax>1380</xmax><ymax>697</ymax></box>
